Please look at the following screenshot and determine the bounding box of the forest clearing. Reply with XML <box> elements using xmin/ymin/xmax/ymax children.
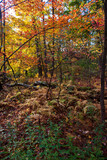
<box><xmin>0</xmin><ymin>0</ymin><xmax>107</xmax><ymax>159</ymax></box>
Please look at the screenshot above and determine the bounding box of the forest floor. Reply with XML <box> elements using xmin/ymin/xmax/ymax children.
<box><xmin>0</xmin><ymin>77</ymin><xmax>107</xmax><ymax>159</ymax></box>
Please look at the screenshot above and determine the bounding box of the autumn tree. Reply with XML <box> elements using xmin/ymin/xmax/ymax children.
<box><xmin>0</xmin><ymin>0</ymin><xmax>105</xmax><ymax>87</ymax></box>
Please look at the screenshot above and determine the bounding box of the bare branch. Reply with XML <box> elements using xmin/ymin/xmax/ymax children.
<box><xmin>0</xmin><ymin>27</ymin><xmax>54</xmax><ymax>71</ymax></box>
<box><xmin>1</xmin><ymin>0</ymin><xmax>50</xmax><ymax>13</ymax></box>
<box><xmin>2</xmin><ymin>0</ymin><xmax>27</xmax><ymax>13</ymax></box>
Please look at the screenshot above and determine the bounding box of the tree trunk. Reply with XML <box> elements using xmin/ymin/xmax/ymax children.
<box><xmin>35</xmin><ymin>37</ymin><xmax>42</xmax><ymax>77</ymax></box>
<box><xmin>100</xmin><ymin>0</ymin><xmax>107</xmax><ymax>122</ymax></box>
<box><xmin>3</xmin><ymin>0</ymin><xmax>6</xmax><ymax>79</ymax></box>
<box><xmin>43</xmin><ymin>13</ymin><xmax>47</xmax><ymax>78</ymax></box>
<box><xmin>0</xmin><ymin>6</ymin><xmax>2</xmax><ymax>54</ymax></box>
<box><xmin>51</xmin><ymin>0</ymin><xmax>55</xmax><ymax>77</ymax></box>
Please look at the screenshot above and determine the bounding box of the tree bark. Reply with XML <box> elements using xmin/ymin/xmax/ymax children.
<box><xmin>0</xmin><ymin>6</ymin><xmax>2</xmax><ymax>54</ymax></box>
<box><xmin>100</xmin><ymin>0</ymin><xmax>107</xmax><ymax>122</ymax></box>
<box><xmin>3</xmin><ymin>0</ymin><xmax>6</xmax><ymax>79</ymax></box>
<box><xmin>51</xmin><ymin>0</ymin><xmax>55</xmax><ymax>77</ymax></box>
<box><xmin>35</xmin><ymin>36</ymin><xmax>42</xmax><ymax>77</ymax></box>
<box><xmin>43</xmin><ymin>13</ymin><xmax>47</xmax><ymax>78</ymax></box>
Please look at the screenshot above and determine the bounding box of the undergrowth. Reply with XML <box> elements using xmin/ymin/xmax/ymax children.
<box><xmin>0</xmin><ymin>119</ymin><xmax>106</xmax><ymax>160</ymax></box>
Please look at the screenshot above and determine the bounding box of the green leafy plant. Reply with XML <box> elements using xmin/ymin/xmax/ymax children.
<box><xmin>0</xmin><ymin>120</ymin><xmax>106</xmax><ymax>160</ymax></box>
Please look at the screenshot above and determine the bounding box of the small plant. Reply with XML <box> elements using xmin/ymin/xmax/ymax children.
<box><xmin>83</xmin><ymin>104</ymin><xmax>97</xmax><ymax>116</ymax></box>
<box><xmin>83</xmin><ymin>124</ymin><xmax>106</xmax><ymax>160</ymax></box>
<box><xmin>0</xmin><ymin>120</ymin><xmax>106</xmax><ymax>160</ymax></box>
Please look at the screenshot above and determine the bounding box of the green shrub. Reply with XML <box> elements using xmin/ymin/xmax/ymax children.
<box><xmin>0</xmin><ymin>120</ymin><xmax>105</xmax><ymax>160</ymax></box>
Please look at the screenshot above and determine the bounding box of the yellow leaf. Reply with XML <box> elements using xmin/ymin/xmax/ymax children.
<box><xmin>35</xmin><ymin>73</ymin><xmax>39</xmax><ymax>78</ymax></box>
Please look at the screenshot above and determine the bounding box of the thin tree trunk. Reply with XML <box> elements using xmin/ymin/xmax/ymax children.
<box><xmin>3</xmin><ymin>0</ymin><xmax>6</xmax><ymax>78</ymax></box>
<box><xmin>35</xmin><ymin>36</ymin><xmax>42</xmax><ymax>77</ymax></box>
<box><xmin>51</xmin><ymin>0</ymin><xmax>55</xmax><ymax>77</ymax></box>
<box><xmin>41</xmin><ymin>0</ymin><xmax>47</xmax><ymax>78</ymax></box>
<box><xmin>0</xmin><ymin>5</ymin><xmax>2</xmax><ymax>55</ymax></box>
<box><xmin>57</xmin><ymin>43</ymin><xmax>63</xmax><ymax>83</ymax></box>
<box><xmin>100</xmin><ymin>0</ymin><xmax>107</xmax><ymax>122</ymax></box>
<box><xmin>43</xmin><ymin>13</ymin><xmax>47</xmax><ymax>78</ymax></box>
<box><xmin>0</xmin><ymin>5</ymin><xmax>3</xmax><ymax>90</ymax></box>
<box><xmin>32</xmin><ymin>16</ymin><xmax>42</xmax><ymax>77</ymax></box>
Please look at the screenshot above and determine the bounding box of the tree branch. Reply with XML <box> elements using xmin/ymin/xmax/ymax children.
<box><xmin>0</xmin><ymin>27</ymin><xmax>54</xmax><ymax>71</ymax></box>
<box><xmin>2</xmin><ymin>0</ymin><xmax>27</xmax><ymax>13</ymax></box>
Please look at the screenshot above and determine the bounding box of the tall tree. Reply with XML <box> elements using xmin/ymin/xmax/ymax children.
<box><xmin>51</xmin><ymin>0</ymin><xmax>55</xmax><ymax>77</ymax></box>
<box><xmin>3</xmin><ymin>0</ymin><xmax>6</xmax><ymax>77</ymax></box>
<box><xmin>0</xmin><ymin>4</ymin><xmax>2</xmax><ymax>54</ymax></box>
<box><xmin>42</xmin><ymin>0</ymin><xmax>47</xmax><ymax>78</ymax></box>
<box><xmin>100</xmin><ymin>0</ymin><xmax>107</xmax><ymax>122</ymax></box>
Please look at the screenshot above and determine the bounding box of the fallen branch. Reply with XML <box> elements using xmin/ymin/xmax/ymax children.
<box><xmin>6</xmin><ymin>83</ymin><xmax>38</xmax><ymax>89</ymax></box>
<box><xmin>33</xmin><ymin>81</ymin><xmax>57</xmax><ymax>89</ymax></box>
<box><xmin>5</xmin><ymin>81</ymin><xmax>57</xmax><ymax>89</ymax></box>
